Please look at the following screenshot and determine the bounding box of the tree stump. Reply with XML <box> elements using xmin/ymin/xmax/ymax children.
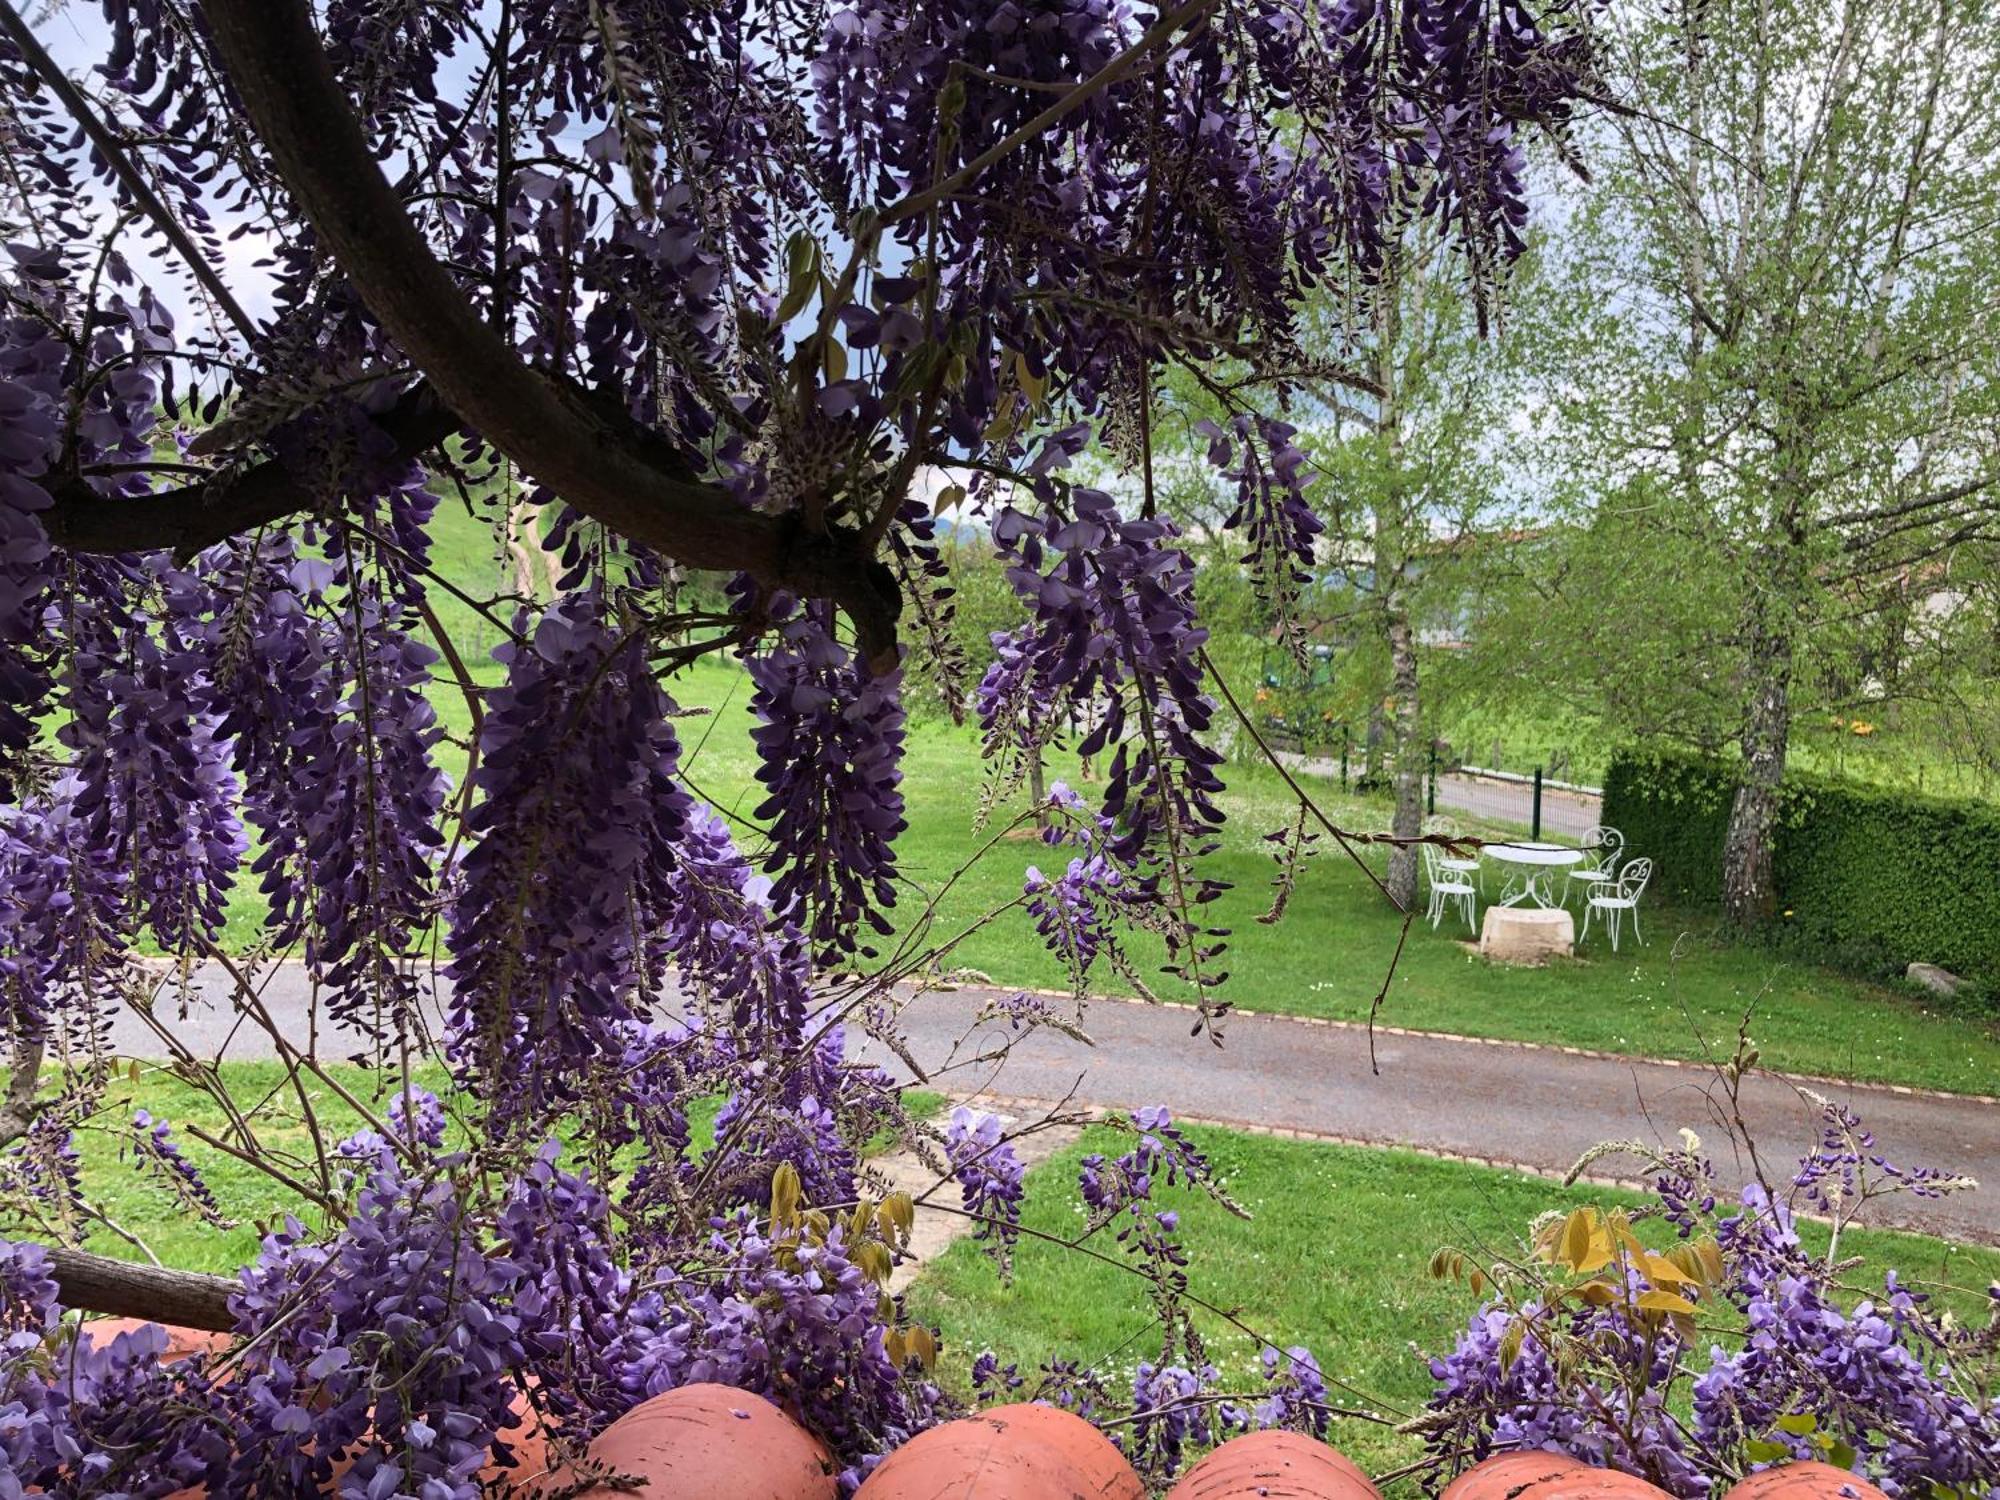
<box><xmin>1478</xmin><ymin>906</ymin><xmax>1574</xmax><ymax>964</ymax></box>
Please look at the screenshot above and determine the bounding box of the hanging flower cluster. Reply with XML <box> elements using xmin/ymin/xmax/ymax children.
<box><xmin>1130</xmin><ymin>1358</ymin><xmax>1243</xmax><ymax>1478</ymax></box>
<box><xmin>59</xmin><ymin>560</ymin><xmax>246</xmax><ymax>955</ymax></box>
<box><xmin>1201</xmin><ymin>414</ymin><xmax>1323</xmax><ymax>653</ymax></box>
<box><xmin>984</xmin><ymin>490</ymin><xmax>1231</xmax><ymax>1007</ymax></box>
<box><xmin>209</xmin><ymin>534</ymin><xmax>449</xmax><ymax>1042</ymax></box>
<box><xmin>218</xmin><ymin>1160</ymin><xmax>535</xmax><ymax>1498</ymax></box>
<box><xmin>0</xmin><ymin>310</ymin><xmax>64</xmax><ymax>791</ymax></box>
<box><xmin>945</xmin><ymin>1106</ymin><xmax>1026</xmax><ymax>1276</ymax></box>
<box><xmin>657</xmin><ymin>803</ymin><xmax>815</xmax><ymax>1044</ymax></box>
<box><xmin>1017</xmin><ymin>783</ymin><xmax>1156</xmax><ymax>995</ymax></box>
<box><xmin>744</xmin><ymin>594</ymin><xmax>908</xmax><ymax>963</ymax></box>
<box><xmin>447</xmin><ymin>593</ymin><xmax>691</xmax><ymax>1123</ymax></box>
<box><xmin>0</xmin><ymin>1264</ymin><xmax>223</xmax><ymax>1495</ymax></box>
<box><xmin>126</xmin><ymin>1110</ymin><xmax>233</xmax><ymax>1228</ymax></box>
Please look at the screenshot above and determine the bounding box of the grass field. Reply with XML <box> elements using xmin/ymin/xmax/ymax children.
<box><xmin>49</xmin><ymin>1062</ymin><xmax>941</xmax><ymax>1275</ymax></box>
<box><xmin>187</xmin><ymin>501</ymin><xmax>2000</xmax><ymax>1093</ymax></box>
<box><xmin>200</xmin><ymin>644</ymin><xmax>2000</xmax><ymax>1098</ymax></box>
<box><xmin>661</xmin><ymin>657</ymin><xmax>2000</xmax><ymax>1096</ymax></box>
<box><xmin>908</xmin><ymin>1123</ymin><xmax>2000</xmax><ymax>1489</ymax></box>
<box><xmin>49</xmin><ymin>1060</ymin><xmax>455</xmax><ymax>1273</ymax></box>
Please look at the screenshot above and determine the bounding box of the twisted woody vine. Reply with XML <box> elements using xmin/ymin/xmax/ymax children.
<box><xmin>0</xmin><ymin>0</ymin><xmax>1993</xmax><ymax>1494</ymax></box>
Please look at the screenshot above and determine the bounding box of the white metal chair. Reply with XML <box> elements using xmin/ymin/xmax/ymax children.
<box><xmin>1425</xmin><ymin>814</ymin><xmax>1484</xmax><ymax>892</ymax></box>
<box><xmin>1581</xmin><ymin>856</ymin><xmax>1651</xmax><ymax>952</ymax></box>
<box><xmin>1564</xmin><ymin>825</ymin><xmax>1624</xmax><ymax>906</ymax></box>
<box><xmin>1422</xmin><ymin>841</ymin><xmax>1478</xmax><ymax>934</ymax></box>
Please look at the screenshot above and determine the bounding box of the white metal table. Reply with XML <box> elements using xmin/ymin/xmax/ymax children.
<box><xmin>1485</xmin><ymin>842</ymin><xmax>1584</xmax><ymax>909</ymax></box>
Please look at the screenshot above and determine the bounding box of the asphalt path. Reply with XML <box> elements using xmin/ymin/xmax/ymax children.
<box><xmin>113</xmin><ymin>965</ymin><xmax>2000</xmax><ymax>1244</ymax></box>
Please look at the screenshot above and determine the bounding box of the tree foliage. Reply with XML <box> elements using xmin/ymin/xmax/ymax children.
<box><xmin>1480</xmin><ymin>0</ymin><xmax>2000</xmax><ymax>922</ymax></box>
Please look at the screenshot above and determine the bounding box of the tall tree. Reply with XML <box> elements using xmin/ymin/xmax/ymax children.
<box><xmin>1154</xmin><ymin>238</ymin><xmax>1525</xmax><ymax>907</ymax></box>
<box><xmin>1506</xmin><ymin>0</ymin><xmax>2000</xmax><ymax>924</ymax></box>
<box><xmin>1306</xmin><ymin>245</ymin><xmax>1523</xmax><ymax>905</ymax></box>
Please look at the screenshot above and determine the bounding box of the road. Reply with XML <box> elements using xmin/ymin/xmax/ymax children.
<box><xmin>112</xmin><ymin>967</ymin><xmax>1999</xmax><ymax>1244</ymax></box>
<box><xmin>1434</xmin><ymin>773</ymin><xmax>1601</xmax><ymax>839</ymax></box>
<box><xmin>1274</xmin><ymin>751</ymin><xmax>1601</xmax><ymax>839</ymax></box>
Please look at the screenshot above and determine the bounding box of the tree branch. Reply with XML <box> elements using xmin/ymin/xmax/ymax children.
<box><xmin>196</xmin><ymin>0</ymin><xmax>901</xmax><ymax>665</ymax></box>
<box><xmin>1829</xmin><ymin>473</ymin><xmax>2000</xmax><ymax>541</ymax></box>
<box><xmin>44</xmin><ymin>385</ymin><xmax>458</xmax><ymax>555</ymax></box>
<box><xmin>47</xmin><ymin>1244</ymin><xmax>237</xmax><ymax>1332</ymax></box>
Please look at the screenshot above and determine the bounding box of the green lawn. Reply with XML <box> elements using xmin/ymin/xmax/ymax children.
<box><xmin>907</xmin><ymin>1123</ymin><xmax>2000</xmax><ymax>1491</ymax></box>
<box><xmin>199</xmin><ymin>646</ymin><xmax>2000</xmax><ymax>1096</ymax></box>
<box><xmin>45</xmin><ymin>1061</ymin><xmax>453</xmax><ymax>1272</ymax></box>
<box><xmin>653</xmin><ymin>657</ymin><xmax>2000</xmax><ymax>1096</ymax></box>
<box><xmin>193</xmin><ymin>500</ymin><xmax>2000</xmax><ymax>1094</ymax></box>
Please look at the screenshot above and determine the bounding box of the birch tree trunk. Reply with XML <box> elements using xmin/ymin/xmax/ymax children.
<box><xmin>1721</xmin><ymin>535</ymin><xmax>1799</xmax><ymax>926</ymax></box>
<box><xmin>1372</xmin><ymin>301</ymin><xmax>1424</xmax><ymax>912</ymax></box>
<box><xmin>1385</xmin><ymin>599</ymin><xmax>1425</xmax><ymax>910</ymax></box>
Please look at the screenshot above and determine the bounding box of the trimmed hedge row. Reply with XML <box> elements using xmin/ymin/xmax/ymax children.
<box><xmin>1602</xmin><ymin>748</ymin><xmax>2000</xmax><ymax>984</ymax></box>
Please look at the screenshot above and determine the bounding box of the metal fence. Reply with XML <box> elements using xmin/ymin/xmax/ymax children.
<box><xmin>1427</xmin><ymin>752</ymin><xmax>1604</xmax><ymax>841</ymax></box>
<box><xmin>1260</xmin><ymin>717</ymin><xmax>1606</xmax><ymax>842</ymax></box>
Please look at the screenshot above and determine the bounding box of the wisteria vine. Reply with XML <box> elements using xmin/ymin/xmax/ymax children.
<box><xmin>0</xmin><ymin>0</ymin><xmax>1607</xmax><ymax>1490</ymax></box>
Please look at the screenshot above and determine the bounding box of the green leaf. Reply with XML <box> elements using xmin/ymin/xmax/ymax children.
<box><xmin>1498</xmin><ymin>1319</ymin><xmax>1525</xmax><ymax>1375</ymax></box>
<box><xmin>774</xmin><ymin>233</ymin><xmax>819</xmax><ymax>323</ymax></box>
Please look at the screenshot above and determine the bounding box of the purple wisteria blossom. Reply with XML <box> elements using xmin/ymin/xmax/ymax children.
<box><xmin>744</xmin><ymin>593</ymin><xmax>907</xmax><ymax>963</ymax></box>
<box><xmin>209</xmin><ymin>535</ymin><xmax>449</xmax><ymax>1042</ymax></box>
<box><xmin>0</xmin><ymin>311</ymin><xmax>63</xmax><ymax>791</ymax></box>
<box><xmin>1695</xmin><ymin>1188</ymin><xmax>2000</xmax><ymax>1494</ymax></box>
<box><xmin>945</xmin><ymin>1106</ymin><xmax>1026</xmax><ymax>1275</ymax></box>
<box><xmin>219</xmin><ymin>1161</ymin><xmax>537</xmax><ymax>1497</ymax></box>
<box><xmin>1256</xmin><ymin>1345</ymin><xmax>1333</xmax><ymax>1437</ymax></box>
<box><xmin>1130</xmin><ymin>1359</ymin><xmax>1243</xmax><ymax>1479</ymax></box>
<box><xmin>1203</xmin><ymin>414</ymin><xmax>1323</xmax><ymax>648</ymax></box>
<box><xmin>447</xmin><ymin>593</ymin><xmax>690</xmax><ymax>1125</ymax></box>
<box><xmin>655</xmin><ymin>804</ymin><xmax>814</xmax><ymax>1045</ymax></box>
<box><xmin>1422</xmin><ymin>1108</ymin><xmax>1999</xmax><ymax>1496</ymax></box>
<box><xmin>127</xmin><ymin>1110</ymin><xmax>232</xmax><ymax>1228</ymax></box>
<box><xmin>986</xmin><ymin>491</ymin><xmax>1231</xmax><ymax>1008</ymax></box>
<box><xmin>59</xmin><ymin>557</ymin><xmax>246</xmax><ymax>956</ymax></box>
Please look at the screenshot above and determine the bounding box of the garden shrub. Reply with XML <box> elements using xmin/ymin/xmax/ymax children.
<box><xmin>1604</xmin><ymin>748</ymin><xmax>2000</xmax><ymax>985</ymax></box>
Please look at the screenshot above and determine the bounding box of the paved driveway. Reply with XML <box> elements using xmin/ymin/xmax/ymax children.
<box><xmin>109</xmin><ymin>966</ymin><xmax>2000</xmax><ymax>1244</ymax></box>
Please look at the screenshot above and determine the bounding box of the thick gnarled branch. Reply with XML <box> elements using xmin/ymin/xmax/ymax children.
<box><xmin>44</xmin><ymin>386</ymin><xmax>459</xmax><ymax>556</ymax></box>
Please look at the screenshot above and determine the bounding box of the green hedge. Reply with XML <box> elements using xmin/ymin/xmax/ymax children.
<box><xmin>1603</xmin><ymin>748</ymin><xmax>2000</xmax><ymax>984</ymax></box>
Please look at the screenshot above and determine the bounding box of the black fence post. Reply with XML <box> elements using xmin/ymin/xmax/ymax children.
<box><xmin>1531</xmin><ymin>765</ymin><xmax>1544</xmax><ymax>841</ymax></box>
<box><xmin>1427</xmin><ymin>742</ymin><xmax>1438</xmax><ymax>817</ymax></box>
<box><xmin>1340</xmin><ymin>727</ymin><xmax>1349</xmax><ymax>791</ymax></box>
